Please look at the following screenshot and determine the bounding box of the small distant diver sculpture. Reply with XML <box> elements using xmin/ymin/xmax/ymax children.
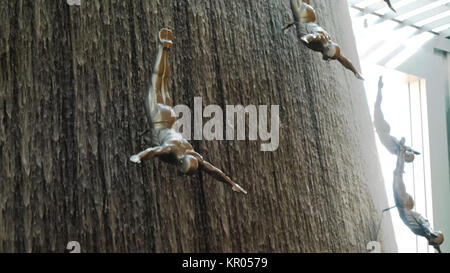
<box><xmin>374</xmin><ymin>76</ymin><xmax>420</xmax><ymax>162</ymax></box>
<box><xmin>393</xmin><ymin>142</ymin><xmax>444</xmax><ymax>253</ymax></box>
<box><xmin>130</xmin><ymin>28</ymin><xmax>247</xmax><ymax>194</ymax></box>
<box><xmin>282</xmin><ymin>0</ymin><xmax>364</xmax><ymax>80</ymax></box>
<box><xmin>384</xmin><ymin>0</ymin><xmax>396</xmax><ymax>13</ymax></box>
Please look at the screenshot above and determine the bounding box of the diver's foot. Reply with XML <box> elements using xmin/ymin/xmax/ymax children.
<box><xmin>130</xmin><ymin>155</ymin><xmax>141</xmax><ymax>164</ymax></box>
<box><xmin>159</xmin><ymin>28</ymin><xmax>173</xmax><ymax>49</ymax></box>
<box><xmin>378</xmin><ymin>76</ymin><xmax>384</xmax><ymax>89</ymax></box>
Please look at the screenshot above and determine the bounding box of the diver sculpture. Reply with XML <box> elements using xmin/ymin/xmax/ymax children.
<box><xmin>393</xmin><ymin>142</ymin><xmax>444</xmax><ymax>253</ymax></box>
<box><xmin>130</xmin><ymin>28</ymin><xmax>247</xmax><ymax>194</ymax></box>
<box><xmin>282</xmin><ymin>0</ymin><xmax>364</xmax><ymax>80</ymax></box>
<box><xmin>375</xmin><ymin>76</ymin><xmax>420</xmax><ymax>162</ymax></box>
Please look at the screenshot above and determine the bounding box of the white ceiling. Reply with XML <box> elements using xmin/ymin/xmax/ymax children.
<box><xmin>349</xmin><ymin>0</ymin><xmax>450</xmax><ymax>37</ymax></box>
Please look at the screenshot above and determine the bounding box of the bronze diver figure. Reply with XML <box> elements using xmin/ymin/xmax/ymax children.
<box><xmin>393</xmin><ymin>142</ymin><xmax>444</xmax><ymax>252</ymax></box>
<box><xmin>282</xmin><ymin>0</ymin><xmax>364</xmax><ymax>80</ymax></box>
<box><xmin>130</xmin><ymin>28</ymin><xmax>247</xmax><ymax>194</ymax></box>
<box><xmin>375</xmin><ymin>76</ymin><xmax>420</xmax><ymax>162</ymax></box>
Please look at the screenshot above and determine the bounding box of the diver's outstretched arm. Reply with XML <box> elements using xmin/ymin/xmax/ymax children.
<box><xmin>200</xmin><ymin>160</ymin><xmax>248</xmax><ymax>194</ymax></box>
<box><xmin>130</xmin><ymin>144</ymin><xmax>174</xmax><ymax>164</ymax></box>
<box><xmin>188</xmin><ymin>151</ymin><xmax>246</xmax><ymax>194</ymax></box>
<box><xmin>281</xmin><ymin>22</ymin><xmax>296</xmax><ymax>33</ymax></box>
<box><xmin>336</xmin><ymin>54</ymin><xmax>364</xmax><ymax>80</ymax></box>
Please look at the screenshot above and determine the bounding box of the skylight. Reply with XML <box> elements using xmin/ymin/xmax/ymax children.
<box><xmin>349</xmin><ymin>0</ymin><xmax>450</xmax><ymax>37</ymax></box>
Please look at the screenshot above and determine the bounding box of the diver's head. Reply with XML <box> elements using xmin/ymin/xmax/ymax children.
<box><xmin>178</xmin><ymin>155</ymin><xmax>199</xmax><ymax>175</ymax></box>
<box><xmin>429</xmin><ymin>231</ymin><xmax>444</xmax><ymax>247</ymax></box>
<box><xmin>405</xmin><ymin>151</ymin><xmax>415</xmax><ymax>163</ymax></box>
<box><xmin>323</xmin><ymin>43</ymin><xmax>340</xmax><ymax>61</ymax></box>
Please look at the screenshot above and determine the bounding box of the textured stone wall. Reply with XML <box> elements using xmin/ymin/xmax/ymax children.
<box><xmin>0</xmin><ymin>0</ymin><xmax>395</xmax><ymax>252</ymax></box>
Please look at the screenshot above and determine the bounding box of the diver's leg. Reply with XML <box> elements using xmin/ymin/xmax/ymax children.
<box><xmin>373</xmin><ymin>80</ymin><xmax>391</xmax><ymax>136</ymax></box>
<box><xmin>144</xmin><ymin>28</ymin><xmax>174</xmax><ymax>125</ymax></box>
<box><xmin>158</xmin><ymin>28</ymin><xmax>173</xmax><ymax>106</ymax></box>
<box><xmin>376</xmin><ymin>77</ymin><xmax>383</xmax><ymax>106</ymax></box>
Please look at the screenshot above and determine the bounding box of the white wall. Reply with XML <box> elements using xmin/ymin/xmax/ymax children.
<box><xmin>394</xmin><ymin>38</ymin><xmax>450</xmax><ymax>253</ymax></box>
<box><xmin>349</xmin><ymin>6</ymin><xmax>450</xmax><ymax>252</ymax></box>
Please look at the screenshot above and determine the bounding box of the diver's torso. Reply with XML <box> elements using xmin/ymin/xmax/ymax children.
<box><xmin>397</xmin><ymin>208</ymin><xmax>427</xmax><ymax>237</ymax></box>
<box><xmin>152</xmin><ymin>126</ymin><xmax>194</xmax><ymax>156</ymax></box>
<box><xmin>376</xmin><ymin>131</ymin><xmax>399</xmax><ymax>155</ymax></box>
<box><xmin>150</xmin><ymin>104</ymin><xmax>177</xmax><ymax>128</ymax></box>
<box><xmin>152</xmin><ymin>127</ymin><xmax>181</xmax><ymax>145</ymax></box>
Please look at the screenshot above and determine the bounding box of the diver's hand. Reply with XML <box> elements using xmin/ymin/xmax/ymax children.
<box><xmin>130</xmin><ymin>155</ymin><xmax>141</xmax><ymax>164</ymax></box>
